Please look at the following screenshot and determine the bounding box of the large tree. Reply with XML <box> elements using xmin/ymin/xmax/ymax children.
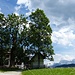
<box><xmin>0</xmin><ymin>13</ymin><xmax>34</xmax><ymax>67</ymax></box>
<box><xmin>0</xmin><ymin>13</ymin><xmax>8</xmax><ymax>66</ymax></box>
<box><xmin>6</xmin><ymin>14</ymin><xmax>28</xmax><ymax>67</ymax></box>
<box><xmin>29</xmin><ymin>9</ymin><xmax>54</xmax><ymax>68</ymax></box>
<box><xmin>0</xmin><ymin>13</ymin><xmax>5</xmax><ymax>66</ymax></box>
<box><xmin>0</xmin><ymin>9</ymin><xmax>54</xmax><ymax>68</ymax></box>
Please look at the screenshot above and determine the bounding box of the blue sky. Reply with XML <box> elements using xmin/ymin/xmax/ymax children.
<box><xmin>1</xmin><ymin>0</ymin><xmax>75</xmax><ymax>64</ymax></box>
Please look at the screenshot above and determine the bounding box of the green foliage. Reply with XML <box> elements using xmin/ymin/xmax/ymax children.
<box><xmin>0</xmin><ymin>13</ymin><xmax>8</xmax><ymax>66</ymax></box>
<box><xmin>22</xmin><ymin>68</ymin><xmax>75</xmax><ymax>75</ymax></box>
<box><xmin>0</xmin><ymin>9</ymin><xmax>54</xmax><ymax>67</ymax></box>
<box><xmin>0</xmin><ymin>13</ymin><xmax>28</xmax><ymax>66</ymax></box>
<box><xmin>29</xmin><ymin>9</ymin><xmax>54</xmax><ymax>60</ymax></box>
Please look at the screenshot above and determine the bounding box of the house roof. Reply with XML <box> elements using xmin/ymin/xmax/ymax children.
<box><xmin>30</xmin><ymin>52</ymin><xmax>45</xmax><ymax>61</ymax></box>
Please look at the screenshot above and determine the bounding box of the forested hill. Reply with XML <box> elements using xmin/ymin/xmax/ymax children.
<box><xmin>56</xmin><ymin>64</ymin><xmax>75</xmax><ymax>68</ymax></box>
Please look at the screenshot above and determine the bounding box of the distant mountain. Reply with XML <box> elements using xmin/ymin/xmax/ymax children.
<box><xmin>59</xmin><ymin>60</ymin><xmax>72</xmax><ymax>65</ymax></box>
<box><xmin>50</xmin><ymin>59</ymin><xmax>75</xmax><ymax>68</ymax></box>
<box><xmin>55</xmin><ymin>64</ymin><xmax>75</xmax><ymax>68</ymax></box>
<box><xmin>50</xmin><ymin>63</ymin><xmax>61</xmax><ymax>68</ymax></box>
<box><xmin>71</xmin><ymin>59</ymin><xmax>75</xmax><ymax>64</ymax></box>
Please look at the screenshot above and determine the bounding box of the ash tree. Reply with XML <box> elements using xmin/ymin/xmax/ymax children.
<box><xmin>0</xmin><ymin>13</ymin><xmax>28</xmax><ymax>67</ymax></box>
<box><xmin>0</xmin><ymin>13</ymin><xmax>7</xmax><ymax>66</ymax></box>
<box><xmin>6</xmin><ymin>14</ymin><xmax>28</xmax><ymax>67</ymax></box>
<box><xmin>0</xmin><ymin>8</ymin><xmax>54</xmax><ymax>68</ymax></box>
<box><xmin>29</xmin><ymin>9</ymin><xmax>54</xmax><ymax>68</ymax></box>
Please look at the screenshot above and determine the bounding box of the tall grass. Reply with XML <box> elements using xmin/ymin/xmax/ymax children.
<box><xmin>22</xmin><ymin>68</ymin><xmax>75</xmax><ymax>75</ymax></box>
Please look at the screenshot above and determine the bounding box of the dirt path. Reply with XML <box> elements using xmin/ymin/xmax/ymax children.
<box><xmin>0</xmin><ymin>71</ymin><xmax>21</xmax><ymax>75</ymax></box>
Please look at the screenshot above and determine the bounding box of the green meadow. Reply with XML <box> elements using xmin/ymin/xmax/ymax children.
<box><xmin>22</xmin><ymin>68</ymin><xmax>75</xmax><ymax>75</ymax></box>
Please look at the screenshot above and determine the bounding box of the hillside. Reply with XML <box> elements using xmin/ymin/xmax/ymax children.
<box><xmin>56</xmin><ymin>64</ymin><xmax>75</xmax><ymax>68</ymax></box>
<box><xmin>22</xmin><ymin>68</ymin><xmax>75</xmax><ymax>75</ymax></box>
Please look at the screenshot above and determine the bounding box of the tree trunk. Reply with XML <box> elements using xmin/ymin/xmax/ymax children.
<box><xmin>38</xmin><ymin>52</ymin><xmax>40</xmax><ymax>68</ymax></box>
<box><xmin>0</xmin><ymin>54</ymin><xmax>3</xmax><ymax>66</ymax></box>
<box><xmin>0</xmin><ymin>42</ymin><xmax>4</xmax><ymax>66</ymax></box>
<box><xmin>10</xmin><ymin>47</ymin><xmax>15</xmax><ymax>67</ymax></box>
<box><xmin>9</xmin><ymin>34</ymin><xmax>16</xmax><ymax>67</ymax></box>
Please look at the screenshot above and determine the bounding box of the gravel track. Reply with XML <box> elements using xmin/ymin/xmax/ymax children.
<box><xmin>0</xmin><ymin>71</ymin><xmax>21</xmax><ymax>75</ymax></box>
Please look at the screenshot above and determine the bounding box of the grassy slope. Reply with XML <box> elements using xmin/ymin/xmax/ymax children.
<box><xmin>22</xmin><ymin>68</ymin><xmax>75</xmax><ymax>75</ymax></box>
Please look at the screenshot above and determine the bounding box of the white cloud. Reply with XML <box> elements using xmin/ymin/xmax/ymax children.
<box><xmin>44</xmin><ymin>59</ymin><xmax>54</xmax><ymax>66</ymax></box>
<box><xmin>17</xmin><ymin>0</ymin><xmax>30</xmax><ymax>5</ymax></box>
<box><xmin>14</xmin><ymin>12</ymin><xmax>19</xmax><ymax>16</ymax></box>
<box><xmin>52</xmin><ymin>25</ymin><xmax>75</xmax><ymax>46</ymax></box>
<box><xmin>14</xmin><ymin>5</ymin><xmax>22</xmax><ymax>15</ymax></box>
<box><xmin>16</xmin><ymin>0</ymin><xmax>75</xmax><ymax>22</ymax></box>
<box><xmin>54</xmin><ymin>54</ymin><xmax>74</xmax><ymax>63</ymax></box>
<box><xmin>25</xmin><ymin>11</ymin><xmax>31</xmax><ymax>16</ymax></box>
<box><xmin>59</xmin><ymin>0</ymin><xmax>75</xmax><ymax>4</ymax></box>
<box><xmin>44</xmin><ymin>54</ymin><xmax>75</xmax><ymax>65</ymax></box>
<box><xmin>15</xmin><ymin>5</ymin><xmax>22</xmax><ymax>11</ymax></box>
<box><xmin>15</xmin><ymin>0</ymin><xmax>31</xmax><ymax>16</ymax></box>
<box><xmin>16</xmin><ymin>0</ymin><xmax>75</xmax><ymax>27</ymax></box>
<box><xmin>17</xmin><ymin>0</ymin><xmax>31</xmax><ymax>11</ymax></box>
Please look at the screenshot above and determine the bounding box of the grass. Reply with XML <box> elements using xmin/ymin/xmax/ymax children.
<box><xmin>22</xmin><ymin>68</ymin><xmax>75</xmax><ymax>75</ymax></box>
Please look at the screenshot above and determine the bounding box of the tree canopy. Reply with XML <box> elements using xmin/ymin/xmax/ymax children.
<box><xmin>0</xmin><ymin>9</ymin><xmax>54</xmax><ymax>68</ymax></box>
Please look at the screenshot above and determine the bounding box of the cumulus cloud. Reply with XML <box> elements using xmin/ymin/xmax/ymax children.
<box><xmin>14</xmin><ymin>5</ymin><xmax>22</xmax><ymax>15</ymax></box>
<box><xmin>16</xmin><ymin>0</ymin><xmax>75</xmax><ymax>25</ymax></box>
<box><xmin>17</xmin><ymin>0</ymin><xmax>31</xmax><ymax>11</ymax></box>
<box><xmin>45</xmin><ymin>53</ymin><xmax>75</xmax><ymax>65</ymax></box>
<box><xmin>54</xmin><ymin>54</ymin><xmax>74</xmax><ymax>63</ymax></box>
<box><xmin>52</xmin><ymin>26</ymin><xmax>75</xmax><ymax>46</ymax></box>
<box><xmin>17</xmin><ymin>0</ymin><xmax>30</xmax><ymax>6</ymax></box>
<box><xmin>16</xmin><ymin>0</ymin><xmax>75</xmax><ymax>22</ymax></box>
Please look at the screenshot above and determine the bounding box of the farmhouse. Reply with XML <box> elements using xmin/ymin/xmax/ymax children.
<box><xmin>29</xmin><ymin>53</ymin><xmax>45</xmax><ymax>69</ymax></box>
